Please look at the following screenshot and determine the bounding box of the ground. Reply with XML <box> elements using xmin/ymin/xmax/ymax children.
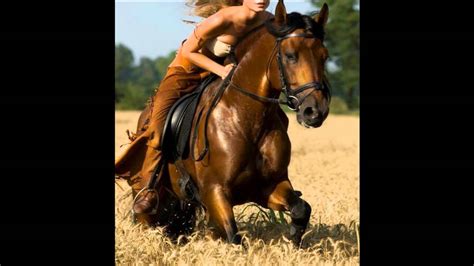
<box><xmin>115</xmin><ymin>110</ymin><xmax>359</xmax><ymax>265</ymax></box>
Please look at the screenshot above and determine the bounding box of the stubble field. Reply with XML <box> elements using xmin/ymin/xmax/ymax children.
<box><xmin>115</xmin><ymin>110</ymin><xmax>359</xmax><ymax>265</ymax></box>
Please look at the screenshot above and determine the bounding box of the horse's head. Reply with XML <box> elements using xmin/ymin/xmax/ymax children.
<box><xmin>267</xmin><ymin>2</ymin><xmax>331</xmax><ymax>128</ymax></box>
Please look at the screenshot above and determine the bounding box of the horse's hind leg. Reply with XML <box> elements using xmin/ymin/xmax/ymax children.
<box><xmin>201</xmin><ymin>186</ymin><xmax>241</xmax><ymax>244</ymax></box>
<box><xmin>263</xmin><ymin>179</ymin><xmax>311</xmax><ymax>247</ymax></box>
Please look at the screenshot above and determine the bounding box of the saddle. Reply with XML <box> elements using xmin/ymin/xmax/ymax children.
<box><xmin>160</xmin><ymin>73</ymin><xmax>218</xmax><ymax>161</ymax></box>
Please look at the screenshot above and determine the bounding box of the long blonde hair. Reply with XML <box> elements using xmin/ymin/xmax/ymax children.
<box><xmin>186</xmin><ymin>0</ymin><xmax>242</xmax><ymax>18</ymax></box>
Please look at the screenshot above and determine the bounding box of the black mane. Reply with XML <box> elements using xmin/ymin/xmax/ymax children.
<box><xmin>265</xmin><ymin>12</ymin><xmax>325</xmax><ymax>41</ymax></box>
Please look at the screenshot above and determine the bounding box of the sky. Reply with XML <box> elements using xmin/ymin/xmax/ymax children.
<box><xmin>115</xmin><ymin>0</ymin><xmax>318</xmax><ymax>65</ymax></box>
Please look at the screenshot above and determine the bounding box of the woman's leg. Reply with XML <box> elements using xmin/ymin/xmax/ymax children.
<box><xmin>132</xmin><ymin>70</ymin><xmax>202</xmax><ymax>214</ymax></box>
<box><xmin>132</xmin><ymin>89</ymin><xmax>181</xmax><ymax>213</ymax></box>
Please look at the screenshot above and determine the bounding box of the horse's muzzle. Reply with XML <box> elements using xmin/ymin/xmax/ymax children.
<box><xmin>299</xmin><ymin>106</ymin><xmax>323</xmax><ymax>128</ymax></box>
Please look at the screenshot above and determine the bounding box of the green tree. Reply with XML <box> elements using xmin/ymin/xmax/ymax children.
<box><xmin>115</xmin><ymin>43</ymin><xmax>179</xmax><ymax>110</ymax></box>
<box><xmin>311</xmin><ymin>0</ymin><xmax>359</xmax><ymax>109</ymax></box>
<box><xmin>115</xmin><ymin>44</ymin><xmax>135</xmax><ymax>103</ymax></box>
<box><xmin>134</xmin><ymin>57</ymin><xmax>161</xmax><ymax>99</ymax></box>
<box><xmin>115</xmin><ymin>83</ymin><xmax>148</xmax><ymax>110</ymax></box>
<box><xmin>155</xmin><ymin>50</ymin><xmax>177</xmax><ymax>82</ymax></box>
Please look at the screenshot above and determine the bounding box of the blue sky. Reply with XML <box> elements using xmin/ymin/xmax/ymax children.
<box><xmin>115</xmin><ymin>0</ymin><xmax>318</xmax><ymax>65</ymax></box>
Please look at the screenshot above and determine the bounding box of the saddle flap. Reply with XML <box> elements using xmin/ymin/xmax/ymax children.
<box><xmin>161</xmin><ymin>74</ymin><xmax>218</xmax><ymax>160</ymax></box>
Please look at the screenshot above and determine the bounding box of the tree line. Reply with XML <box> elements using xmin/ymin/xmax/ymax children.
<box><xmin>115</xmin><ymin>44</ymin><xmax>175</xmax><ymax>110</ymax></box>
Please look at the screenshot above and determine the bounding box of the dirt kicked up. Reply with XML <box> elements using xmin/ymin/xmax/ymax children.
<box><xmin>115</xmin><ymin>110</ymin><xmax>359</xmax><ymax>265</ymax></box>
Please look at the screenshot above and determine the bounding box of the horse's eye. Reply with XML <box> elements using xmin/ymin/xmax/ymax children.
<box><xmin>285</xmin><ymin>53</ymin><xmax>298</xmax><ymax>63</ymax></box>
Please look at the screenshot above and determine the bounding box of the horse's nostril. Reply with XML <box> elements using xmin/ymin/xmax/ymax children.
<box><xmin>304</xmin><ymin>107</ymin><xmax>318</xmax><ymax>119</ymax></box>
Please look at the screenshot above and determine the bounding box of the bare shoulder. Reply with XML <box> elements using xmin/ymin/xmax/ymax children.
<box><xmin>191</xmin><ymin>9</ymin><xmax>235</xmax><ymax>41</ymax></box>
<box><xmin>216</xmin><ymin>6</ymin><xmax>241</xmax><ymax>22</ymax></box>
<box><xmin>199</xmin><ymin>10</ymin><xmax>229</xmax><ymax>29</ymax></box>
<box><xmin>211</xmin><ymin>7</ymin><xmax>242</xmax><ymax>24</ymax></box>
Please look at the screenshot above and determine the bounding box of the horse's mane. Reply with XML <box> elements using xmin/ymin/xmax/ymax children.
<box><xmin>233</xmin><ymin>24</ymin><xmax>268</xmax><ymax>61</ymax></box>
<box><xmin>266</xmin><ymin>12</ymin><xmax>325</xmax><ymax>41</ymax></box>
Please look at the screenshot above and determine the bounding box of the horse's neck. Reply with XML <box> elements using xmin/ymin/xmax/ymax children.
<box><xmin>220</xmin><ymin>32</ymin><xmax>281</xmax><ymax>134</ymax></box>
<box><xmin>232</xmin><ymin>32</ymin><xmax>279</xmax><ymax>103</ymax></box>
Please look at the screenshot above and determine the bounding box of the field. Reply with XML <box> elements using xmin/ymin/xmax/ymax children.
<box><xmin>115</xmin><ymin>110</ymin><xmax>359</xmax><ymax>265</ymax></box>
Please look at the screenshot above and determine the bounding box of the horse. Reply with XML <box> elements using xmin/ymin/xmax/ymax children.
<box><xmin>117</xmin><ymin>2</ymin><xmax>331</xmax><ymax>246</ymax></box>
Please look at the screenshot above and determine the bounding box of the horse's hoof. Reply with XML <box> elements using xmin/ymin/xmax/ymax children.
<box><xmin>289</xmin><ymin>225</ymin><xmax>305</xmax><ymax>248</ymax></box>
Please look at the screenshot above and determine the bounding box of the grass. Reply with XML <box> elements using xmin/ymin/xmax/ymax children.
<box><xmin>115</xmin><ymin>186</ymin><xmax>359</xmax><ymax>265</ymax></box>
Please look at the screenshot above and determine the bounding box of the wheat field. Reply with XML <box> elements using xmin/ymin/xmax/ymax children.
<box><xmin>115</xmin><ymin>110</ymin><xmax>359</xmax><ymax>265</ymax></box>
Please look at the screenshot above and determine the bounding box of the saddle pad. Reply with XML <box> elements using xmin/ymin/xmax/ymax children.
<box><xmin>161</xmin><ymin>74</ymin><xmax>218</xmax><ymax>161</ymax></box>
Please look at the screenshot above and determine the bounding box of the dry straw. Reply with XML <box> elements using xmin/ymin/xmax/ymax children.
<box><xmin>115</xmin><ymin>112</ymin><xmax>360</xmax><ymax>265</ymax></box>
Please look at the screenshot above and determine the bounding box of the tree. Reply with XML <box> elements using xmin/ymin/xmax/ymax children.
<box><xmin>311</xmin><ymin>0</ymin><xmax>359</xmax><ymax>109</ymax></box>
<box><xmin>154</xmin><ymin>50</ymin><xmax>177</xmax><ymax>82</ymax></box>
<box><xmin>134</xmin><ymin>57</ymin><xmax>160</xmax><ymax>98</ymax></box>
<box><xmin>115</xmin><ymin>44</ymin><xmax>135</xmax><ymax>103</ymax></box>
<box><xmin>115</xmin><ymin>43</ymin><xmax>178</xmax><ymax>110</ymax></box>
<box><xmin>115</xmin><ymin>44</ymin><xmax>135</xmax><ymax>82</ymax></box>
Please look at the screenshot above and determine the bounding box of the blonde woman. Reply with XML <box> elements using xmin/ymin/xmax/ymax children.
<box><xmin>115</xmin><ymin>0</ymin><xmax>273</xmax><ymax>214</ymax></box>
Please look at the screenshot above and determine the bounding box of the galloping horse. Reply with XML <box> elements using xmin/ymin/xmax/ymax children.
<box><xmin>117</xmin><ymin>2</ymin><xmax>331</xmax><ymax>246</ymax></box>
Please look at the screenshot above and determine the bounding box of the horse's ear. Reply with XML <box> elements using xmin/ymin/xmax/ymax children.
<box><xmin>275</xmin><ymin>0</ymin><xmax>287</xmax><ymax>25</ymax></box>
<box><xmin>313</xmin><ymin>3</ymin><xmax>329</xmax><ymax>27</ymax></box>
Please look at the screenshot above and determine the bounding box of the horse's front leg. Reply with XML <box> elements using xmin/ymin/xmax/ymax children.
<box><xmin>263</xmin><ymin>178</ymin><xmax>312</xmax><ymax>247</ymax></box>
<box><xmin>201</xmin><ymin>186</ymin><xmax>241</xmax><ymax>244</ymax></box>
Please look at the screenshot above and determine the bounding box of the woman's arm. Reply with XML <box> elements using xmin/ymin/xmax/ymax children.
<box><xmin>180</xmin><ymin>11</ymin><xmax>234</xmax><ymax>79</ymax></box>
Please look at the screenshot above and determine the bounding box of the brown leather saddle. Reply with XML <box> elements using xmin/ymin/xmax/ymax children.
<box><xmin>161</xmin><ymin>73</ymin><xmax>218</xmax><ymax>162</ymax></box>
<box><xmin>152</xmin><ymin>73</ymin><xmax>217</xmax><ymax>202</ymax></box>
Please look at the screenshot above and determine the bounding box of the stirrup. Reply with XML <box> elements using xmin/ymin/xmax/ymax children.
<box><xmin>131</xmin><ymin>187</ymin><xmax>160</xmax><ymax>215</ymax></box>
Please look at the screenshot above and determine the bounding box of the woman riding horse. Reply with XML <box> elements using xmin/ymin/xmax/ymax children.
<box><xmin>115</xmin><ymin>0</ymin><xmax>275</xmax><ymax>215</ymax></box>
<box><xmin>116</xmin><ymin>0</ymin><xmax>331</xmax><ymax>246</ymax></box>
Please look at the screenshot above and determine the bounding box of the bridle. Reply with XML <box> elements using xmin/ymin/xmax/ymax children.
<box><xmin>228</xmin><ymin>31</ymin><xmax>330</xmax><ymax>112</ymax></box>
<box><xmin>275</xmin><ymin>33</ymin><xmax>328</xmax><ymax>111</ymax></box>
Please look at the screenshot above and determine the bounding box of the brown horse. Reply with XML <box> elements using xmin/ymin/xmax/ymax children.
<box><xmin>117</xmin><ymin>2</ymin><xmax>331</xmax><ymax>246</ymax></box>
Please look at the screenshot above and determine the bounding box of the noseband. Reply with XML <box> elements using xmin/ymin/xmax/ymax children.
<box><xmin>228</xmin><ymin>31</ymin><xmax>329</xmax><ymax>111</ymax></box>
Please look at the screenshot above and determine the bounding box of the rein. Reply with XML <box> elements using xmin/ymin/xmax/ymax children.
<box><xmin>191</xmin><ymin>64</ymin><xmax>237</xmax><ymax>161</ymax></box>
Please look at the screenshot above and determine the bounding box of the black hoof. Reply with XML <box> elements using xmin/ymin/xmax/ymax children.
<box><xmin>289</xmin><ymin>224</ymin><xmax>305</xmax><ymax>247</ymax></box>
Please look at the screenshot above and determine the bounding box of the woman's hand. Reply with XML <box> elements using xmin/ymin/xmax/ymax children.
<box><xmin>220</xmin><ymin>63</ymin><xmax>235</xmax><ymax>79</ymax></box>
